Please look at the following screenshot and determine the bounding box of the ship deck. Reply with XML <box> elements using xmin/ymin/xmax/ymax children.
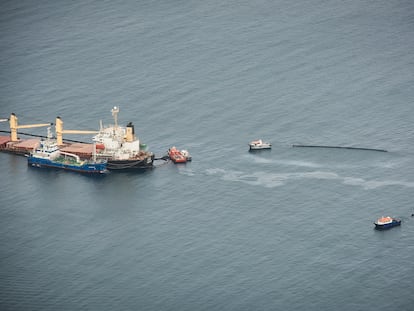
<box><xmin>0</xmin><ymin>135</ymin><xmax>93</xmax><ymax>158</ymax></box>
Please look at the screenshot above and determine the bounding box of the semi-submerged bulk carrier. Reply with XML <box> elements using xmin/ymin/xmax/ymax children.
<box><xmin>1</xmin><ymin>107</ymin><xmax>155</xmax><ymax>171</ymax></box>
<box><xmin>91</xmin><ymin>107</ymin><xmax>155</xmax><ymax>170</ymax></box>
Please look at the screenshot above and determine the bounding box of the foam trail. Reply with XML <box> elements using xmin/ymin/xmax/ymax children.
<box><xmin>273</xmin><ymin>159</ymin><xmax>322</xmax><ymax>168</ymax></box>
<box><xmin>205</xmin><ymin>168</ymin><xmax>414</xmax><ymax>190</ymax></box>
<box><xmin>244</xmin><ymin>154</ymin><xmax>323</xmax><ymax>167</ymax></box>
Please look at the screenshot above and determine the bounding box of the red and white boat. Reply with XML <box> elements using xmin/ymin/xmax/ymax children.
<box><xmin>168</xmin><ymin>146</ymin><xmax>190</xmax><ymax>163</ymax></box>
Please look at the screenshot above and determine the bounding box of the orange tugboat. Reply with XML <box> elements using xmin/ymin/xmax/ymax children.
<box><xmin>168</xmin><ymin>146</ymin><xmax>189</xmax><ymax>163</ymax></box>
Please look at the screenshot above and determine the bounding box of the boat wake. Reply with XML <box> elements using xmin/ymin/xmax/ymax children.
<box><xmin>272</xmin><ymin>159</ymin><xmax>322</xmax><ymax>168</ymax></box>
<box><xmin>204</xmin><ymin>168</ymin><xmax>414</xmax><ymax>190</ymax></box>
<box><xmin>244</xmin><ymin>154</ymin><xmax>323</xmax><ymax>167</ymax></box>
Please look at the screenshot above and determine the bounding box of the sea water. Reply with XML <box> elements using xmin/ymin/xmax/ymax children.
<box><xmin>1</xmin><ymin>1</ymin><xmax>414</xmax><ymax>310</ymax></box>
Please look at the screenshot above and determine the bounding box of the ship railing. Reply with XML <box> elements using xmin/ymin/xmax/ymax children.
<box><xmin>60</xmin><ymin>151</ymin><xmax>81</xmax><ymax>163</ymax></box>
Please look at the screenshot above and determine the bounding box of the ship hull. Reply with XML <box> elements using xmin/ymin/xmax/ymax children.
<box><xmin>106</xmin><ymin>155</ymin><xmax>154</xmax><ymax>171</ymax></box>
<box><xmin>374</xmin><ymin>220</ymin><xmax>401</xmax><ymax>230</ymax></box>
<box><xmin>249</xmin><ymin>144</ymin><xmax>272</xmax><ymax>150</ymax></box>
<box><xmin>28</xmin><ymin>157</ymin><xmax>107</xmax><ymax>174</ymax></box>
<box><xmin>170</xmin><ymin>157</ymin><xmax>187</xmax><ymax>163</ymax></box>
<box><xmin>249</xmin><ymin>146</ymin><xmax>271</xmax><ymax>150</ymax></box>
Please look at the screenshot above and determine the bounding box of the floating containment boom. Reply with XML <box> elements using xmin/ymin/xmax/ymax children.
<box><xmin>292</xmin><ymin>144</ymin><xmax>388</xmax><ymax>152</ymax></box>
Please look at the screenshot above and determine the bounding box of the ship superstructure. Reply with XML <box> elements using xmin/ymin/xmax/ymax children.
<box><xmin>92</xmin><ymin>107</ymin><xmax>154</xmax><ymax>170</ymax></box>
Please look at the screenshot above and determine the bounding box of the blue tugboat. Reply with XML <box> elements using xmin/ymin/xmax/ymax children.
<box><xmin>28</xmin><ymin>127</ymin><xmax>107</xmax><ymax>174</ymax></box>
<box><xmin>374</xmin><ymin>216</ymin><xmax>401</xmax><ymax>230</ymax></box>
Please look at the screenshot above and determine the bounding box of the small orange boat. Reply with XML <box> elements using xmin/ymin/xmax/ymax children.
<box><xmin>168</xmin><ymin>146</ymin><xmax>187</xmax><ymax>163</ymax></box>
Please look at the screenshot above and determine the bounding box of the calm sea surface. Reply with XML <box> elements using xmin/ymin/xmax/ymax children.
<box><xmin>1</xmin><ymin>1</ymin><xmax>414</xmax><ymax>310</ymax></box>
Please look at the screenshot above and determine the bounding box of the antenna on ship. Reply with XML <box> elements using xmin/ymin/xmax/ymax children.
<box><xmin>111</xmin><ymin>106</ymin><xmax>119</xmax><ymax>129</ymax></box>
<box><xmin>92</xmin><ymin>142</ymin><xmax>97</xmax><ymax>162</ymax></box>
<box><xmin>47</xmin><ymin>126</ymin><xmax>52</xmax><ymax>140</ymax></box>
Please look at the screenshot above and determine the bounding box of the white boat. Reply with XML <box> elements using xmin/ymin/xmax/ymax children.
<box><xmin>180</xmin><ymin>149</ymin><xmax>192</xmax><ymax>161</ymax></box>
<box><xmin>374</xmin><ymin>216</ymin><xmax>401</xmax><ymax>230</ymax></box>
<box><xmin>249</xmin><ymin>139</ymin><xmax>271</xmax><ymax>150</ymax></box>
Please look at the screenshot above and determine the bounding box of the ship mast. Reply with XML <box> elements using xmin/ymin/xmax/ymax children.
<box><xmin>55</xmin><ymin>117</ymin><xmax>99</xmax><ymax>145</ymax></box>
<box><xmin>47</xmin><ymin>126</ymin><xmax>53</xmax><ymax>140</ymax></box>
<box><xmin>8</xmin><ymin>113</ymin><xmax>52</xmax><ymax>142</ymax></box>
<box><xmin>92</xmin><ymin>142</ymin><xmax>97</xmax><ymax>162</ymax></box>
<box><xmin>111</xmin><ymin>106</ymin><xmax>119</xmax><ymax>129</ymax></box>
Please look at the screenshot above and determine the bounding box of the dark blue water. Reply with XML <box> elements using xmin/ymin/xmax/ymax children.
<box><xmin>1</xmin><ymin>1</ymin><xmax>414</xmax><ymax>310</ymax></box>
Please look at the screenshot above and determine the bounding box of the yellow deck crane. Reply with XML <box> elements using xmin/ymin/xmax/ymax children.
<box><xmin>55</xmin><ymin>116</ymin><xmax>99</xmax><ymax>145</ymax></box>
<box><xmin>9</xmin><ymin>113</ymin><xmax>52</xmax><ymax>141</ymax></box>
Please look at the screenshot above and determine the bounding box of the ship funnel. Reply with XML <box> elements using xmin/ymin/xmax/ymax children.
<box><xmin>126</xmin><ymin>122</ymin><xmax>135</xmax><ymax>142</ymax></box>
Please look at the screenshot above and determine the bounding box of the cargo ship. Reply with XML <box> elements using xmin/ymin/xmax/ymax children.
<box><xmin>28</xmin><ymin>128</ymin><xmax>107</xmax><ymax>174</ymax></box>
<box><xmin>1</xmin><ymin>108</ymin><xmax>155</xmax><ymax>171</ymax></box>
<box><xmin>92</xmin><ymin>107</ymin><xmax>154</xmax><ymax>170</ymax></box>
